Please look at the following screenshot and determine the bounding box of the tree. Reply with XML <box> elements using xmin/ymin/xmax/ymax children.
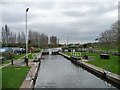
<box><xmin>2</xmin><ymin>24</ymin><xmax>17</xmax><ymax>46</ymax></box>
<box><xmin>2</xmin><ymin>27</ymin><xmax>6</xmax><ymax>44</ymax></box>
<box><xmin>40</xmin><ymin>33</ymin><xmax>48</xmax><ymax>48</ymax></box>
<box><xmin>99</xmin><ymin>30</ymin><xmax>111</xmax><ymax>51</ymax></box>
<box><xmin>9</xmin><ymin>31</ymin><xmax>16</xmax><ymax>44</ymax></box>
<box><xmin>5</xmin><ymin>24</ymin><xmax>10</xmax><ymax>44</ymax></box>
<box><xmin>98</xmin><ymin>21</ymin><xmax>118</xmax><ymax>51</ymax></box>
<box><xmin>110</xmin><ymin>21</ymin><xmax>118</xmax><ymax>46</ymax></box>
<box><xmin>2</xmin><ymin>24</ymin><xmax>49</xmax><ymax>48</ymax></box>
<box><xmin>17</xmin><ymin>32</ymin><xmax>21</xmax><ymax>44</ymax></box>
<box><xmin>21</xmin><ymin>32</ymin><xmax>26</xmax><ymax>44</ymax></box>
<box><xmin>50</xmin><ymin>36</ymin><xmax>57</xmax><ymax>47</ymax></box>
<box><xmin>28</xmin><ymin>30</ymin><xmax>48</xmax><ymax>48</ymax></box>
<box><xmin>2</xmin><ymin>25</ymin><xmax>10</xmax><ymax>45</ymax></box>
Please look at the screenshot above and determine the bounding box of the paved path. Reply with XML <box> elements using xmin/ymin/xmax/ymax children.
<box><xmin>20</xmin><ymin>51</ymin><xmax>43</xmax><ymax>89</ymax></box>
<box><xmin>0</xmin><ymin>53</ymin><xmax>31</xmax><ymax>69</ymax></box>
<box><xmin>20</xmin><ymin>61</ymin><xmax>39</xmax><ymax>89</ymax></box>
<box><xmin>1</xmin><ymin>51</ymin><xmax>42</xmax><ymax>90</ymax></box>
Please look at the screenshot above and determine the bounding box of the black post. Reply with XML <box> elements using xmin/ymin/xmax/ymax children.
<box><xmin>11</xmin><ymin>60</ymin><xmax>13</xmax><ymax>65</ymax></box>
<box><xmin>2</xmin><ymin>59</ymin><xmax>3</xmax><ymax>64</ymax></box>
<box><xmin>25</xmin><ymin>57</ymin><xmax>28</xmax><ymax>66</ymax></box>
<box><xmin>26</xmin><ymin>58</ymin><xmax>28</xmax><ymax>66</ymax></box>
<box><xmin>39</xmin><ymin>59</ymin><xmax>41</xmax><ymax>63</ymax></box>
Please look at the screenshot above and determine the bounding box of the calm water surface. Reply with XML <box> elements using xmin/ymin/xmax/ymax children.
<box><xmin>35</xmin><ymin>49</ymin><xmax>115</xmax><ymax>88</ymax></box>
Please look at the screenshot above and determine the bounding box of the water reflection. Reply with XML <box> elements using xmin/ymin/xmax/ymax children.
<box><xmin>35</xmin><ymin>49</ymin><xmax>115</xmax><ymax>88</ymax></box>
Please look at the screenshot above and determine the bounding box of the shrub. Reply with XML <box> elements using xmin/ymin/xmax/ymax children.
<box><xmin>2</xmin><ymin>52</ymin><xmax>15</xmax><ymax>60</ymax></box>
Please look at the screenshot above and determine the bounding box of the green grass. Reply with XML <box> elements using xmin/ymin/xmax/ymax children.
<box><xmin>32</xmin><ymin>54</ymin><xmax>36</xmax><ymax>58</ymax></box>
<box><xmin>31</xmin><ymin>48</ymin><xmax>42</xmax><ymax>53</ymax></box>
<box><xmin>28</xmin><ymin>53</ymin><xmax>33</xmax><ymax>59</ymax></box>
<box><xmin>32</xmin><ymin>53</ymin><xmax>38</xmax><ymax>59</ymax></box>
<box><xmin>2</xmin><ymin>60</ymin><xmax>10</xmax><ymax>64</ymax></box>
<box><xmin>87</xmin><ymin>54</ymin><xmax>119</xmax><ymax>75</ymax></box>
<box><xmin>2</xmin><ymin>66</ymin><xmax>31</xmax><ymax>89</ymax></box>
<box><xmin>64</xmin><ymin>52</ymin><xmax>72</xmax><ymax>56</ymax></box>
<box><xmin>13</xmin><ymin>54</ymin><xmax>25</xmax><ymax>60</ymax></box>
<box><xmin>84</xmin><ymin>52</ymin><xmax>119</xmax><ymax>75</ymax></box>
<box><xmin>0</xmin><ymin>69</ymin><xmax>2</xmax><ymax>90</ymax></box>
<box><xmin>2</xmin><ymin>54</ymin><xmax>25</xmax><ymax>64</ymax></box>
<box><xmin>64</xmin><ymin>52</ymin><xmax>120</xmax><ymax>75</ymax></box>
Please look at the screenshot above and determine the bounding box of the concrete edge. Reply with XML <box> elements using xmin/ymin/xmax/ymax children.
<box><xmin>28</xmin><ymin>50</ymin><xmax>43</xmax><ymax>89</ymax></box>
<box><xmin>59</xmin><ymin>52</ymin><xmax>120</xmax><ymax>88</ymax></box>
<box><xmin>19</xmin><ymin>51</ymin><xmax>43</xmax><ymax>89</ymax></box>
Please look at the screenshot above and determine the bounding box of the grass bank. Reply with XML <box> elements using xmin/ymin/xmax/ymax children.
<box><xmin>13</xmin><ymin>54</ymin><xmax>25</xmax><ymax>60</ymax></box>
<box><xmin>87</xmin><ymin>54</ymin><xmax>119</xmax><ymax>75</ymax></box>
<box><xmin>28</xmin><ymin>53</ymin><xmax>33</xmax><ymax>59</ymax></box>
<box><xmin>2</xmin><ymin>54</ymin><xmax>25</xmax><ymax>64</ymax></box>
<box><xmin>0</xmin><ymin>69</ymin><xmax>2</xmax><ymax>90</ymax></box>
<box><xmin>64</xmin><ymin>52</ymin><xmax>119</xmax><ymax>75</ymax></box>
<box><xmin>2</xmin><ymin>66</ymin><xmax>30</xmax><ymax>89</ymax></box>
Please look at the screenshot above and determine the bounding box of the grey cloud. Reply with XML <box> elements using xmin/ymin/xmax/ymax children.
<box><xmin>28</xmin><ymin>2</ymin><xmax>55</xmax><ymax>9</ymax></box>
<box><xmin>1</xmin><ymin>1</ymin><xmax>118</xmax><ymax>44</ymax></box>
<box><xmin>61</xmin><ymin>11</ymin><xmax>86</xmax><ymax>17</ymax></box>
<box><xmin>60</xmin><ymin>2</ymin><xmax>117</xmax><ymax>18</ymax></box>
<box><xmin>2</xmin><ymin>3</ymin><xmax>27</xmax><ymax>23</ymax></box>
<box><xmin>2</xmin><ymin>2</ymin><xmax>55</xmax><ymax>23</ymax></box>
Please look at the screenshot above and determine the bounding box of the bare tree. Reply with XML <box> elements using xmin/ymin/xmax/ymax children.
<box><xmin>2</xmin><ymin>24</ymin><xmax>17</xmax><ymax>45</ymax></box>
<box><xmin>17</xmin><ymin>32</ymin><xmax>21</xmax><ymax>44</ymax></box>
<box><xmin>2</xmin><ymin>27</ymin><xmax>6</xmax><ymax>44</ymax></box>
<box><xmin>21</xmin><ymin>32</ymin><xmax>26</xmax><ymax>44</ymax></box>
<box><xmin>99</xmin><ymin>30</ymin><xmax>112</xmax><ymax>51</ymax></box>
<box><xmin>2</xmin><ymin>24</ymin><xmax>49</xmax><ymax>48</ymax></box>
<box><xmin>111</xmin><ymin>22</ymin><xmax>118</xmax><ymax>46</ymax></box>
<box><xmin>5</xmin><ymin>24</ymin><xmax>10</xmax><ymax>44</ymax></box>
<box><xmin>2</xmin><ymin>25</ymin><xmax>14</xmax><ymax>46</ymax></box>
<box><xmin>28</xmin><ymin>31</ymin><xmax>48</xmax><ymax>48</ymax></box>
<box><xmin>12</xmin><ymin>33</ymin><xmax>16</xmax><ymax>44</ymax></box>
<box><xmin>39</xmin><ymin>33</ymin><xmax>48</xmax><ymax>48</ymax></box>
<box><xmin>98</xmin><ymin>21</ymin><xmax>118</xmax><ymax>51</ymax></box>
<box><xmin>50</xmin><ymin>36</ymin><xmax>57</xmax><ymax>47</ymax></box>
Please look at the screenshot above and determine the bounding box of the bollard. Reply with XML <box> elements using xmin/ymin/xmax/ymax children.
<box><xmin>11</xmin><ymin>60</ymin><xmax>13</xmax><ymax>65</ymax></box>
<box><xmin>32</xmin><ymin>78</ymin><xmax>36</xmax><ymax>85</ymax></box>
<box><xmin>25</xmin><ymin>57</ymin><xmax>28</xmax><ymax>66</ymax></box>
<box><xmin>2</xmin><ymin>59</ymin><xmax>3</xmax><ymax>64</ymax></box>
<box><xmin>39</xmin><ymin>59</ymin><xmax>41</xmax><ymax>63</ymax></box>
<box><xmin>26</xmin><ymin>58</ymin><xmax>28</xmax><ymax>66</ymax></box>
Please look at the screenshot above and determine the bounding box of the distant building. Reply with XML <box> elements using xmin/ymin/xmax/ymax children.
<box><xmin>50</xmin><ymin>36</ymin><xmax>57</xmax><ymax>47</ymax></box>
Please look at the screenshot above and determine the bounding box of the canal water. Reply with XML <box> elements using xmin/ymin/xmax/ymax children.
<box><xmin>34</xmin><ymin>49</ymin><xmax>115</xmax><ymax>88</ymax></box>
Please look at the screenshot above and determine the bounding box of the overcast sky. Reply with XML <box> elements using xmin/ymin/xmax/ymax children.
<box><xmin>1</xmin><ymin>0</ymin><xmax>118</xmax><ymax>44</ymax></box>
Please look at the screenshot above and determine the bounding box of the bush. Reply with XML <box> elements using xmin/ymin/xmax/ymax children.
<box><xmin>2</xmin><ymin>52</ymin><xmax>15</xmax><ymax>60</ymax></box>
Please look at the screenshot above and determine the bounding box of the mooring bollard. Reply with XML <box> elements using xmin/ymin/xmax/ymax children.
<box><xmin>2</xmin><ymin>59</ymin><xmax>3</xmax><ymax>64</ymax></box>
<box><xmin>25</xmin><ymin>57</ymin><xmax>28</xmax><ymax>66</ymax></box>
<box><xmin>32</xmin><ymin>78</ymin><xmax>35</xmax><ymax>85</ymax></box>
<box><xmin>26</xmin><ymin>58</ymin><xmax>28</xmax><ymax>66</ymax></box>
<box><xmin>39</xmin><ymin>59</ymin><xmax>41</xmax><ymax>63</ymax></box>
<box><xmin>11</xmin><ymin>60</ymin><xmax>13</xmax><ymax>65</ymax></box>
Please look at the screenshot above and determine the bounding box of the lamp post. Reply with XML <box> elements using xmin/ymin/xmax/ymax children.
<box><xmin>25</xmin><ymin>8</ymin><xmax>29</xmax><ymax>66</ymax></box>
